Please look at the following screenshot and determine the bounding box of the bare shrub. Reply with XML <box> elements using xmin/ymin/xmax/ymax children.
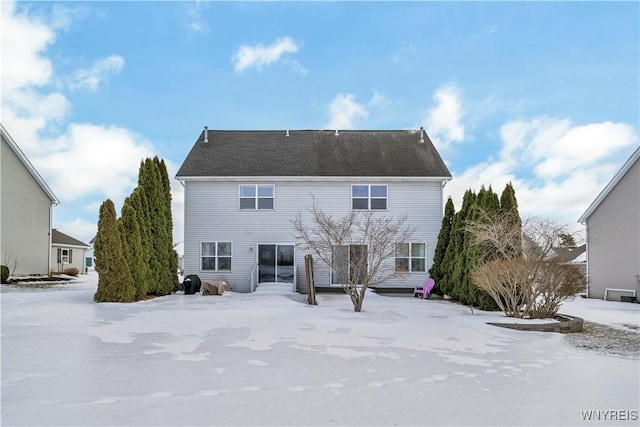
<box><xmin>468</xmin><ymin>215</ymin><xmax>586</xmax><ymax>319</ymax></box>
<box><xmin>472</xmin><ymin>258</ymin><xmax>532</xmax><ymax>318</ymax></box>
<box><xmin>528</xmin><ymin>262</ymin><xmax>585</xmax><ymax>318</ymax></box>
<box><xmin>63</xmin><ymin>267</ymin><xmax>80</xmax><ymax>277</ymax></box>
<box><xmin>3</xmin><ymin>252</ymin><xmax>18</xmax><ymax>277</ymax></box>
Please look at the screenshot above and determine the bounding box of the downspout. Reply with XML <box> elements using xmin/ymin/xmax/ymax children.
<box><xmin>583</xmin><ymin>222</ymin><xmax>590</xmax><ymax>298</ymax></box>
<box><xmin>48</xmin><ymin>202</ymin><xmax>54</xmax><ymax>276</ymax></box>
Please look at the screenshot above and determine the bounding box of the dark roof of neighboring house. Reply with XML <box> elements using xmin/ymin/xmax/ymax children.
<box><xmin>1</xmin><ymin>123</ymin><xmax>59</xmax><ymax>204</ymax></box>
<box><xmin>52</xmin><ymin>229</ymin><xmax>89</xmax><ymax>248</ymax></box>
<box><xmin>552</xmin><ymin>244</ymin><xmax>586</xmax><ymax>263</ymax></box>
<box><xmin>176</xmin><ymin>129</ymin><xmax>452</xmax><ymax>179</ymax></box>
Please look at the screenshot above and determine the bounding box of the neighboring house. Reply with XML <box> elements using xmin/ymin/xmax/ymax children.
<box><xmin>86</xmin><ymin>236</ymin><xmax>96</xmax><ymax>269</ymax></box>
<box><xmin>1</xmin><ymin>123</ymin><xmax>59</xmax><ymax>276</ymax></box>
<box><xmin>551</xmin><ymin>244</ymin><xmax>587</xmax><ymax>286</ymax></box>
<box><xmin>173</xmin><ymin>241</ymin><xmax>184</xmax><ymax>274</ymax></box>
<box><xmin>50</xmin><ymin>229</ymin><xmax>90</xmax><ymax>274</ymax></box>
<box><xmin>176</xmin><ymin>128</ymin><xmax>452</xmax><ymax>293</ymax></box>
<box><xmin>579</xmin><ymin>147</ymin><xmax>640</xmax><ymax>301</ymax></box>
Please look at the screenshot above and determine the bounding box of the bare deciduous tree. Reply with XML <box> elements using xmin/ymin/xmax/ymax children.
<box><xmin>468</xmin><ymin>215</ymin><xmax>586</xmax><ymax>319</ymax></box>
<box><xmin>292</xmin><ymin>202</ymin><xmax>414</xmax><ymax>312</ymax></box>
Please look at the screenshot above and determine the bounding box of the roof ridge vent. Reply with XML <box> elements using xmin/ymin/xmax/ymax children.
<box><xmin>419</xmin><ymin>126</ymin><xmax>424</xmax><ymax>143</ymax></box>
<box><xmin>203</xmin><ymin>126</ymin><xmax>209</xmax><ymax>143</ymax></box>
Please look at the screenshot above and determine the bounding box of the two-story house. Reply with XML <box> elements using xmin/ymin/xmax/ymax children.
<box><xmin>579</xmin><ymin>146</ymin><xmax>640</xmax><ymax>301</ymax></box>
<box><xmin>175</xmin><ymin>128</ymin><xmax>452</xmax><ymax>293</ymax></box>
<box><xmin>1</xmin><ymin>123</ymin><xmax>59</xmax><ymax>276</ymax></box>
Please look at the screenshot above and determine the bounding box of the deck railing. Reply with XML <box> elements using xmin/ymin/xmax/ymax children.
<box><xmin>250</xmin><ymin>264</ymin><xmax>259</xmax><ymax>293</ymax></box>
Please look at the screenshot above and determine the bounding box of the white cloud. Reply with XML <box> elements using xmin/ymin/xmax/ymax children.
<box><xmin>283</xmin><ymin>58</ymin><xmax>308</xmax><ymax>75</ymax></box>
<box><xmin>68</xmin><ymin>55</ymin><xmax>125</xmax><ymax>92</ymax></box>
<box><xmin>233</xmin><ymin>36</ymin><xmax>303</xmax><ymax>73</ymax></box>
<box><xmin>1</xmin><ymin>0</ymin><xmax>55</xmax><ymax>93</ymax></box>
<box><xmin>444</xmin><ymin>115</ymin><xmax>638</xmax><ymax>230</ymax></box>
<box><xmin>1</xmin><ymin>2</ymin><xmax>174</xmax><ymax>239</ymax></box>
<box><xmin>325</xmin><ymin>94</ymin><xmax>369</xmax><ymax>130</ymax></box>
<box><xmin>53</xmin><ymin>218</ymin><xmax>97</xmax><ymax>247</ymax></box>
<box><xmin>391</xmin><ymin>43</ymin><xmax>416</xmax><ymax>63</ymax></box>
<box><xmin>423</xmin><ymin>84</ymin><xmax>465</xmax><ymax>151</ymax></box>
<box><xmin>368</xmin><ymin>91</ymin><xmax>387</xmax><ymax>107</ymax></box>
<box><xmin>34</xmin><ymin>124</ymin><xmax>155</xmax><ymax>202</ymax></box>
<box><xmin>182</xmin><ymin>1</ymin><xmax>209</xmax><ymax>34</ymax></box>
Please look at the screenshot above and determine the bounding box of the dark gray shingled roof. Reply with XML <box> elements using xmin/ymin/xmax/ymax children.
<box><xmin>175</xmin><ymin>129</ymin><xmax>451</xmax><ymax>178</ymax></box>
<box><xmin>51</xmin><ymin>229</ymin><xmax>89</xmax><ymax>248</ymax></box>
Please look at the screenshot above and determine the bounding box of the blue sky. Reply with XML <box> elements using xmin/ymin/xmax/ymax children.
<box><xmin>2</xmin><ymin>0</ymin><xmax>639</xmax><ymax>245</ymax></box>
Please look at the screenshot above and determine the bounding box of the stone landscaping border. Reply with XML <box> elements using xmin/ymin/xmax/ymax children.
<box><xmin>487</xmin><ymin>313</ymin><xmax>584</xmax><ymax>333</ymax></box>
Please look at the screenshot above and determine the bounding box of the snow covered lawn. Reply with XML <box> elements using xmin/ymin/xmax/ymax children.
<box><xmin>2</xmin><ymin>272</ymin><xmax>638</xmax><ymax>426</ymax></box>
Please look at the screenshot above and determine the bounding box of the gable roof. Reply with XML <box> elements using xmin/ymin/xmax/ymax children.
<box><xmin>578</xmin><ymin>146</ymin><xmax>640</xmax><ymax>224</ymax></box>
<box><xmin>176</xmin><ymin>129</ymin><xmax>452</xmax><ymax>179</ymax></box>
<box><xmin>1</xmin><ymin>123</ymin><xmax>59</xmax><ymax>204</ymax></box>
<box><xmin>51</xmin><ymin>229</ymin><xmax>89</xmax><ymax>248</ymax></box>
<box><xmin>551</xmin><ymin>244</ymin><xmax>586</xmax><ymax>264</ymax></box>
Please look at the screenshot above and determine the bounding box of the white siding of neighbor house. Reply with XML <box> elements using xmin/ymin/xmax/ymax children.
<box><xmin>50</xmin><ymin>246</ymin><xmax>87</xmax><ymax>275</ymax></box>
<box><xmin>182</xmin><ymin>179</ymin><xmax>445</xmax><ymax>293</ymax></box>
<box><xmin>1</xmin><ymin>137</ymin><xmax>53</xmax><ymax>275</ymax></box>
<box><xmin>585</xmin><ymin>158</ymin><xmax>640</xmax><ymax>300</ymax></box>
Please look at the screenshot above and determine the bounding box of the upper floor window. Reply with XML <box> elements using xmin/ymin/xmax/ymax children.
<box><xmin>395</xmin><ymin>243</ymin><xmax>426</xmax><ymax>272</ymax></box>
<box><xmin>239</xmin><ymin>184</ymin><xmax>274</xmax><ymax>210</ymax></box>
<box><xmin>352</xmin><ymin>185</ymin><xmax>387</xmax><ymax>210</ymax></box>
<box><xmin>201</xmin><ymin>241</ymin><xmax>232</xmax><ymax>271</ymax></box>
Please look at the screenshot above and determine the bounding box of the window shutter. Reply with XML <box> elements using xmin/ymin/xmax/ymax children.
<box><xmin>57</xmin><ymin>248</ymin><xmax>61</xmax><ymax>263</ymax></box>
<box><xmin>69</xmin><ymin>249</ymin><xmax>73</xmax><ymax>263</ymax></box>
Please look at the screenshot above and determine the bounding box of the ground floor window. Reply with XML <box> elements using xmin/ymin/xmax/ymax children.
<box><xmin>331</xmin><ymin>244</ymin><xmax>368</xmax><ymax>284</ymax></box>
<box><xmin>395</xmin><ymin>243</ymin><xmax>426</xmax><ymax>272</ymax></box>
<box><xmin>57</xmin><ymin>248</ymin><xmax>72</xmax><ymax>264</ymax></box>
<box><xmin>201</xmin><ymin>242</ymin><xmax>232</xmax><ymax>271</ymax></box>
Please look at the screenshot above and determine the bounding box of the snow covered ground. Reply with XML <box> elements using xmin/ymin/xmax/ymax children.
<box><xmin>2</xmin><ymin>272</ymin><xmax>639</xmax><ymax>426</ymax></box>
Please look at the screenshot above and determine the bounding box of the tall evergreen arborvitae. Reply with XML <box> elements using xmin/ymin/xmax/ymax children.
<box><xmin>438</xmin><ymin>210</ymin><xmax>460</xmax><ymax>297</ymax></box>
<box><xmin>94</xmin><ymin>199</ymin><xmax>136</xmax><ymax>303</ymax></box>
<box><xmin>139</xmin><ymin>159</ymin><xmax>165</xmax><ymax>295</ymax></box>
<box><xmin>481</xmin><ymin>186</ymin><xmax>500</xmax><ymax>213</ymax></box>
<box><xmin>432</xmin><ymin>184</ymin><xmax>520</xmax><ymax>310</ymax></box>
<box><xmin>474</xmin><ymin>186</ymin><xmax>501</xmax><ymax>310</ymax></box>
<box><xmin>430</xmin><ymin>197</ymin><xmax>455</xmax><ymax>294</ymax></box>
<box><xmin>139</xmin><ymin>157</ymin><xmax>176</xmax><ymax>296</ymax></box>
<box><xmin>93</xmin><ymin>155</ymin><xmax>177</xmax><ymax>302</ymax></box>
<box><xmin>500</xmin><ymin>182</ymin><xmax>522</xmax><ymax>258</ymax></box>
<box><xmin>156</xmin><ymin>157</ymin><xmax>179</xmax><ymax>292</ymax></box>
<box><xmin>449</xmin><ymin>189</ymin><xmax>477</xmax><ymax>303</ymax></box>
<box><xmin>130</xmin><ymin>186</ymin><xmax>154</xmax><ymax>295</ymax></box>
<box><xmin>460</xmin><ymin>201</ymin><xmax>482</xmax><ymax>306</ymax></box>
<box><xmin>120</xmin><ymin>199</ymin><xmax>150</xmax><ymax>300</ymax></box>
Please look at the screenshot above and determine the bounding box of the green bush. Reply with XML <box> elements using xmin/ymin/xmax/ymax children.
<box><xmin>1</xmin><ymin>265</ymin><xmax>9</xmax><ymax>284</ymax></box>
<box><xmin>63</xmin><ymin>267</ymin><xmax>79</xmax><ymax>277</ymax></box>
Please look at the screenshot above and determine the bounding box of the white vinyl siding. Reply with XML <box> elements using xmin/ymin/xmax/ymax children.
<box><xmin>182</xmin><ymin>179</ymin><xmax>445</xmax><ymax>292</ymax></box>
<box><xmin>585</xmin><ymin>158</ymin><xmax>640</xmax><ymax>299</ymax></box>
<box><xmin>51</xmin><ymin>245</ymin><xmax>88</xmax><ymax>274</ymax></box>
<box><xmin>1</xmin><ymin>137</ymin><xmax>53</xmax><ymax>275</ymax></box>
